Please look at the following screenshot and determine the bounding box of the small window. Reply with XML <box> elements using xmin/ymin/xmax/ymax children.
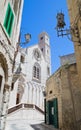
<box><xmin>40</xmin><ymin>37</ymin><xmax>43</xmax><ymax>40</ymax></box>
<box><xmin>49</xmin><ymin>90</ymin><xmax>52</xmax><ymax>94</ymax></box>
<box><xmin>4</xmin><ymin>3</ymin><xmax>14</xmax><ymax>37</ymax></box>
<box><xmin>20</xmin><ymin>55</ymin><xmax>25</xmax><ymax>63</ymax></box>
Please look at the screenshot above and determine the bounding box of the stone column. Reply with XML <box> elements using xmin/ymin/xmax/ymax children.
<box><xmin>38</xmin><ymin>88</ymin><xmax>40</xmax><ymax>107</ymax></box>
<box><xmin>0</xmin><ymin>84</ymin><xmax>10</xmax><ymax>130</ymax></box>
<box><xmin>32</xmin><ymin>87</ymin><xmax>34</xmax><ymax>104</ymax></box>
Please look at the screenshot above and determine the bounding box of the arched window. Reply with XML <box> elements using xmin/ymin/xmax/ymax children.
<box><xmin>33</xmin><ymin>63</ymin><xmax>41</xmax><ymax>81</ymax></box>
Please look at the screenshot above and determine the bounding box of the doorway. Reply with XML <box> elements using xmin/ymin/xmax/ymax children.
<box><xmin>46</xmin><ymin>98</ymin><xmax>58</xmax><ymax>128</ymax></box>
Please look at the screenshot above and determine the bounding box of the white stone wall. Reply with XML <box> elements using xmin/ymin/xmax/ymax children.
<box><xmin>6</xmin><ymin>108</ymin><xmax>44</xmax><ymax>121</ymax></box>
<box><xmin>8</xmin><ymin>81</ymin><xmax>18</xmax><ymax>108</ymax></box>
<box><xmin>20</xmin><ymin>81</ymin><xmax>44</xmax><ymax>109</ymax></box>
<box><xmin>9</xmin><ymin>32</ymin><xmax>51</xmax><ymax>111</ymax></box>
<box><xmin>0</xmin><ymin>66</ymin><xmax>5</xmax><ymax>114</ymax></box>
<box><xmin>25</xmin><ymin>45</ymin><xmax>48</xmax><ymax>84</ymax></box>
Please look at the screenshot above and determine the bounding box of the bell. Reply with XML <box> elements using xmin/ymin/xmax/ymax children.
<box><xmin>56</xmin><ymin>12</ymin><xmax>66</xmax><ymax>29</ymax></box>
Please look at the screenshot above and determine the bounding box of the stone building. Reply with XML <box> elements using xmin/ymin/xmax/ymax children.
<box><xmin>7</xmin><ymin>32</ymin><xmax>51</xmax><ymax>119</ymax></box>
<box><xmin>67</xmin><ymin>0</ymin><xmax>81</xmax><ymax>87</ymax></box>
<box><xmin>0</xmin><ymin>0</ymin><xmax>24</xmax><ymax>130</ymax></box>
<box><xmin>45</xmin><ymin>53</ymin><xmax>81</xmax><ymax>130</ymax></box>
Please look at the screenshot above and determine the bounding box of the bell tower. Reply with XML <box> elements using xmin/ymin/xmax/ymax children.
<box><xmin>38</xmin><ymin>32</ymin><xmax>50</xmax><ymax>61</ymax></box>
<box><xmin>38</xmin><ymin>32</ymin><xmax>51</xmax><ymax>75</ymax></box>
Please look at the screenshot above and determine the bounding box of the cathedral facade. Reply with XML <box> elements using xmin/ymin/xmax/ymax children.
<box><xmin>9</xmin><ymin>32</ymin><xmax>51</xmax><ymax>111</ymax></box>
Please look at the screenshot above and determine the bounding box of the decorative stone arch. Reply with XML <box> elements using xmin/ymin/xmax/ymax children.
<box><xmin>0</xmin><ymin>52</ymin><xmax>11</xmax><ymax>120</ymax></box>
<box><xmin>0</xmin><ymin>49</ymin><xmax>13</xmax><ymax>118</ymax></box>
<box><xmin>0</xmin><ymin>45</ymin><xmax>12</xmax><ymax>85</ymax></box>
<box><xmin>33</xmin><ymin>48</ymin><xmax>41</xmax><ymax>61</ymax></box>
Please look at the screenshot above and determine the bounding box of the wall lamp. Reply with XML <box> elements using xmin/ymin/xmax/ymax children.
<box><xmin>20</xmin><ymin>33</ymin><xmax>31</xmax><ymax>46</ymax></box>
<box><xmin>55</xmin><ymin>12</ymin><xmax>81</xmax><ymax>43</ymax></box>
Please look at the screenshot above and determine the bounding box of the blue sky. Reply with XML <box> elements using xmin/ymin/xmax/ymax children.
<box><xmin>21</xmin><ymin>0</ymin><xmax>74</xmax><ymax>74</ymax></box>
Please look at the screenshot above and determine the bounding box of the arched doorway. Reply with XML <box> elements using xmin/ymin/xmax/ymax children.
<box><xmin>0</xmin><ymin>53</ymin><xmax>8</xmax><ymax>113</ymax></box>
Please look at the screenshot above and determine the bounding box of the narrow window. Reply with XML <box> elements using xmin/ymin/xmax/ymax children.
<box><xmin>33</xmin><ymin>66</ymin><xmax>36</xmax><ymax>78</ymax></box>
<box><xmin>49</xmin><ymin>90</ymin><xmax>52</xmax><ymax>94</ymax></box>
<box><xmin>20</xmin><ymin>55</ymin><xmax>25</xmax><ymax>63</ymax></box>
<box><xmin>40</xmin><ymin>37</ymin><xmax>43</xmax><ymax>40</ymax></box>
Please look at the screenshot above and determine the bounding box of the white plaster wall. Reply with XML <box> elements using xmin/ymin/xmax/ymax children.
<box><xmin>25</xmin><ymin>44</ymin><xmax>48</xmax><ymax>85</ymax></box>
<box><xmin>7</xmin><ymin>108</ymin><xmax>44</xmax><ymax>121</ymax></box>
<box><xmin>8</xmin><ymin>81</ymin><xmax>18</xmax><ymax>108</ymax></box>
<box><xmin>21</xmin><ymin>81</ymin><xmax>44</xmax><ymax>110</ymax></box>
<box><xmin>21</xmin><ymin>83</ymin><xmax>30</xmax><ymax>104</ymax></box>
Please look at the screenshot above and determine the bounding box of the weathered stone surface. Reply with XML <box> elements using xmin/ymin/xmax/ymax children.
<box><xmin>46</xmin><ymin>63</ymin><xmax>81</xmax><ymax>130</ymax></box>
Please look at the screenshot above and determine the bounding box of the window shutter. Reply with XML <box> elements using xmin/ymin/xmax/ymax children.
<box><xmin>4</xmin><ymin>3</ymin><xmax>14</xmax><ymax>37</ymax></box>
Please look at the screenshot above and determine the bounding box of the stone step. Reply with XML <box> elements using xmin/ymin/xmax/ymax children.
<box><xmin>7</xmin><ymin>105</ymin><xmax>44</xmax><ymax>121</ymax></box>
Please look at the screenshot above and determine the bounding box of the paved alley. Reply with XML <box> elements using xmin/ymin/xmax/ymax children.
<box><xmin>5</xmin><ymin>119</ymin><xmax>58</xmax><ymax>130</ymax></box>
